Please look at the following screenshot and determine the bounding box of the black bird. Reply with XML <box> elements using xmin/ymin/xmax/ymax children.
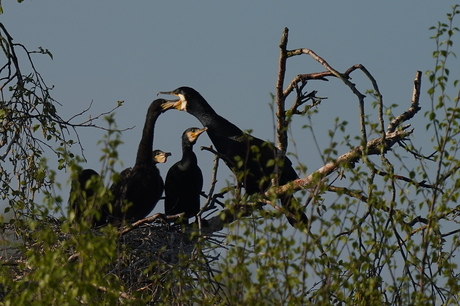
<box><xmin>158</xmin><ymin>86</ymin><xmax>307</xmax><ymax>226</ymax></box>
<box><xmin>114</xmin><ymin>150</ymin><xmax>172</xmax><ymax>195</ymax></box>
<box><xmin>109</xmin><ymin>99</ymin><xmax>173</xmax><ymax>224</ymax></box>
<box><xmin>70</xmin><ymin>168</ymin><xmax>108</xmax><ymax>227</ymax></box>
<box><xmin>164</xmin><ymin>127</ymin><xmax>207</xmax><ymax>222</ymax></box>
<box><xmin>152</xmin><ymin>149</ymin><xmax>171</xmax><ymax>164</ymax></box>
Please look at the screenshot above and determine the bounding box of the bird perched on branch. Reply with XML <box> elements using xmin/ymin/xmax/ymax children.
<box><xmin>158</xmin><ymin>86</ymin><xmax>307</xmax><ymax>226</ymax></box>
<box><xmin>164</xmin><ymin>127</ymin><xmax>207</xmax><ymax>223</ymax></box>
<box><xmin>109</xmin><ymin>99</ymin><xmax>173</xmax><ymax>224</ymax></box>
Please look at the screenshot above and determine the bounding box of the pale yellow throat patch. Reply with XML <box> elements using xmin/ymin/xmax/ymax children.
<box><xmin>187</xmin><ymin>132</ymin><xmax>196</xmax><ymax>143</ymax></box>
<box><xmin>178</xmin><ymin>94</ymin><xmax>188</xmax><ymax>111</ymax></box>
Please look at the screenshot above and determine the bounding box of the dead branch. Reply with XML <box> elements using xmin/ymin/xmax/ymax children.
<box><xmin>118</xmin><ymin>213</ymin><xmax>171</xmax><ymax>236</ymax></box>
<box><xmin>202</xmin><ymin>31</ymin><xmax>425</xmax><ymax>232</ymax></box>
<box><xmin>275</xmin><ymin>27</ymin><xmax>290</xmax><ymax>154</ymax></box>
<box><xmin>271</xmin><ymin>127</ymin><xmax>414</xmax><ymax>197</ymax></box>
<box><xmin>285</xmin><ymin>48</ymin><xmax>368</xmax><ymax>145</ymax></box>
<box><xmin>387</xmin><ymin>71</ymin><xmax>422</xmax><ymax>133</ymax></box>
<box><xmin>289</xmin><ymin>90</ymin><xmax>326</xmax><ymax>115</ymax></box>
<box><xmin>197</xmin><ymin>152</ymin><xmax>221</xmax><ymax>228</ymax></box>
<box><xmin>283</xmin><ymin>73</ymin><xmax>332</xmax><ymax>98</ymax></box>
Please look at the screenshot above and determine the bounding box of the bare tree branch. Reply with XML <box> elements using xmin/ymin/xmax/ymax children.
<box><xmin>387</xmin><ymin>71</ymin><xmax>422</xmax><ymax>133</ymax></box>
<box><xmin>275</xmin><ymin>27</ymin><xmax>289</xmax><ymax>154</ymax></box>
<box><xmin>271</xmin><ymin>128</ymin><xmax>414</xmax><ymax>197</ymax></box>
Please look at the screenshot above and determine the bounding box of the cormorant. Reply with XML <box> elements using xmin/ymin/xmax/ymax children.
<box><xmin>152</xmin><ymin>149</ymin><xmax>171</xmax><ymax>164</ymax></box>
<box><xmin>70</xmin><ymin>168</ymin><xmax>108</xmax><ymax>227</ymax></box>
<box><xmin>108</xmin><ymin>99</ymin><xmax>173</xmax><ymax>224</ymax></box>
<box><xmin>158</xmin><ymin>87</ymin><xmax>307</xmax><ymax>226</ymax></box>
<box><xmin>164</xmin><ymin>127</ymin><xmax>207</xmax><ymax>222</ymax></box>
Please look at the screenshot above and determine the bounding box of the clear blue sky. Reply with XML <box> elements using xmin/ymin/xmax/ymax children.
<box><xmin>0</xmin><ymin>2</ymin><xmax>458</xmax><ymax>217</ymax></box>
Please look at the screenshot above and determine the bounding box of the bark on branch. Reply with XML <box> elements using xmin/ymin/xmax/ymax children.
<box><xmin>269</xmin><ymin>127</ymin><xmax>414</xmax><ymax>197</ymax></box>
<box><xmin>202</xmin><ymin>127</ymin><xmax>414</xmax><ymax>233</ymax></box>
<box><xmin>202</xmin><ymin>30</ymin><xmax>423</xmax><ymax>233</ymax></box>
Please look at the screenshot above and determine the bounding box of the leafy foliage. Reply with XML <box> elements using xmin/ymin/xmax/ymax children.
<box><xmin>1</xmin><ymin>5</ymin><xmax>460</xmax><ymax>306</ymax></box>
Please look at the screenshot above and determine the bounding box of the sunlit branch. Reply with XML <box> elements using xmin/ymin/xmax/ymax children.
<box><xmin>271</xmin><ymin>127</ymin><xmax>414</xmax><ymax>197</ymax></box>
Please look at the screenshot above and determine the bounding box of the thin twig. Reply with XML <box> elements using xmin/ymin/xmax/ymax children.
<box><xmin>387</xmin><ymin>71</ymin><xmax>422</xmax><ymax>133</ymax></box>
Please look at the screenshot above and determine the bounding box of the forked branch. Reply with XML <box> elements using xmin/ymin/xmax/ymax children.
<box><xmin>203</xmin><ymin>29</ymin><xmax>425</xmax><ymax>231</ymax></box>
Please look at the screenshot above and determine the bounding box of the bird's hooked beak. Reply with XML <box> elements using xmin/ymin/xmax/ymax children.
<box><xmin>196</xmin><ymin>126</ymin><xmax>208</xmax><ymax>136</ymax></box>
<box><xmin>158</xmin><ymin>90</ymin><xmax>187</xmax><ymax>112</ymax></box>
<box><xmin>188</xmin><ymin>127</ymin><xmax>208</xmax><ymax>143</ymax></box>
<box><xmin>154</xmin><ymin>151</ymin><xmax>172</xmax><ymax>164</ymax></box>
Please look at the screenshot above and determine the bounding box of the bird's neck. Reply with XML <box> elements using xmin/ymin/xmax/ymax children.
<box><xmin>190</xmin><ymin>104</ymin><xmax>242</xmax><ymax>135</ymax></box>
<box><xmin>136</xmin><ymin>105</ymin><xmax>161</xmax><ymax>165</ymax></box>
<box><xmin>179</xmin><ymin>144</ymin><xmax>197</xmax><ymax>168</ymax></box>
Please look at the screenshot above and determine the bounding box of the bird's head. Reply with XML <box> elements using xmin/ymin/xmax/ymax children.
<box><xmin>184</xmin><ymin>126</ymin><xmax>208</xmax><ymax>145</ymax></box>
<box><xmin>152</xmin><ymin>150</ymin><xmax>172</xmax><ymax>164</ymax></box>
<box><xmin>150</xmin><ymin>98</ymin><xmax>172</xmax><ymax>112</ymax></box>
<box><xmin>157</xmin><ymin>86</ymin><xmax>203</xmax><ymax>113</ymax></box>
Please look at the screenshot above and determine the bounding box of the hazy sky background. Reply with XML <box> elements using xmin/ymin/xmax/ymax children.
<box><xmin>0</xmin><ymin>2</ymin><xmax>458</xmax><ymax>218</ymax></box>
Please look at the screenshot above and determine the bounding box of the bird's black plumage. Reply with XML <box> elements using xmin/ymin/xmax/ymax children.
<box><xmin>159</xmin><ymin>86</ymin><xmax>307</xmax><ymax>226</ymax></box>
<box><xmin>70</xmin><ymin>168</ymin><xmax>108</xmax><ymax>227</ymax></box>
<box><xmin>164</xmin><ymin>127</ymin><xmax>207</xmax><ymax>221</ymax></box>
<box><xmin>109</xmin><ymin>99</ymin><xmax>173</xmax><ymax>224</ymax></box>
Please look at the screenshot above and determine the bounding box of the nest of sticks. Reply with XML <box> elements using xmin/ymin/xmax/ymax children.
<box><xmin>0</xmin><ymin>214</ymin><xmax>226</xmax><ymax>304</ymax></box>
